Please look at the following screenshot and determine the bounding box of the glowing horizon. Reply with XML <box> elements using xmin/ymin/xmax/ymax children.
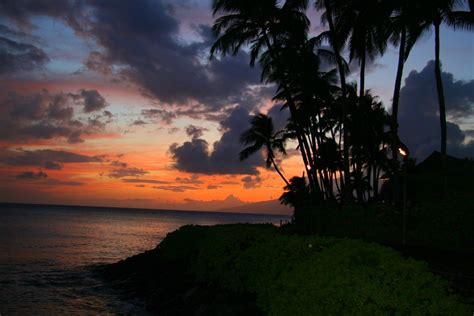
<box><xmin>1</xmin><ymin>1</ymin><xmax>472</xmax><ymax>213</ymax></box>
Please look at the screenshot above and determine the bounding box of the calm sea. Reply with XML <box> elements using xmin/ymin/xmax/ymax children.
<box><xmin>0</xmin><ymin>203</ymin><xmax>288</xmax><ymax>315</ymax></box>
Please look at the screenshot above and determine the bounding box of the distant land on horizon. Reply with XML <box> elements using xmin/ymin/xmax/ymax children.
<box><xmin>0</xmin><ymin>200</ymin><xmax>292</xmax><ymax>217</ymax></box>
<box><xmin>218</xmin><ymin>199</ymin><xmax>292</xmax><ymax>216</ymax></box>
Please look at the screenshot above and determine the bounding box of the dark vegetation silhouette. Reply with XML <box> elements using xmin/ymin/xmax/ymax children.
<box><xmin>98</xmin><ymin>2</ymin><xmax>474</xmax><ymax>312</ymax></box>
<box><xmin>240</xmin><ymin>113</ymin><xmax>291</xmax><ymax>187</ymax></box>
<box><xmin>211</xmin><ymin>0</ymin><xmax>473</xmax><ymax>208</ymax></box>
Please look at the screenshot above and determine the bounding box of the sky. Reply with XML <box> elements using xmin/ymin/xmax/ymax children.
<box><xmin>0</xmin><ymin>0</ymin><xmax>473</xmax><ymax>212</ymax></box>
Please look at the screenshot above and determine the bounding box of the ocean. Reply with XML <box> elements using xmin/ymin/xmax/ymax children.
<box><xmin>0</xmin><ymin>203</ymin><xmax>288</xmax><ymax>315</ymax></box>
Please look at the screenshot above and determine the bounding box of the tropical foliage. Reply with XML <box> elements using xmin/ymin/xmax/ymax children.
<box><xmin>210</xmin><ymin>0</ymin><xmax>473</xmax><ymax>207</ymax></box>
<box><xmin>156</xmin><ymin>224</ymin><xmax>471</xmax><ymax>314</ymax></box>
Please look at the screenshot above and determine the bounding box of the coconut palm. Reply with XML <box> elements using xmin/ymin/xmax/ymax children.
<box><xmin>240</xmin><ymin>113</ymin><xmax>291</xmax><ymax>187</ymax></box>
<box><xmin>260</xmin><ymin>34</ymin><xmax>344</xmax><ymax>198</ymax></box>
<box><xmin>333</xmin><ymin>0</ymin><xmax>392</xmax><ymax>97</ymax></box>
<box><xmin>388</xmin><ymin>0</ymin><xmax>425</xmax><ymax>202</ymax></box>
<box><xmin>418</xmin><ymin>0</ymin><xmax>473</xmax><ymax>155</ymax></box>
<box><xmin>210</xmin><ymin>0</ymin><xmax>319</xmax><ymax>192</ymax></box>
<box><xmin>315</xmin><ymin>0</ymin><xmax>352</xmax><ymax>198</ymax></box>
<box><xmin>279</xmin><ymin>175</ymin><xmax>310</xmax><ymax>208</ymax></box>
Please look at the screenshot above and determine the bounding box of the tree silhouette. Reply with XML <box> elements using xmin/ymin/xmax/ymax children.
<box><xmin>279</xmin><ymin>175</ymin><xmax>310</xmax><ymax>208</ymax></box>
<box><xmin>240</xmin><ymin>113</ymin><xmax>291</xmax><ymax>188</ymax></box>
<box><xmin>209</xmin><ymin>0</ymin><xmax>471</xmax><ymax>210</ymax></box>
<box><xmin>210</xmin><ymin>0</ymin><xmax>320</xmax><ymax>193</ymax></box>
<box><xmin>417</xmin><ymin>0</ymin><xmax>473</xmax><ymax>155</ymax></box>
<box><xmin>315</xmin><ymin>0</ymin><xmax>351</xmax><ymax>198</ymax></box>
<box><xmin>388</xmin><ymin>0</ymin><xmax>426</xmax><ymax>202</ymax></box>
<box><xmin>333</xmin><ymin>0</ymin><xmax>392</xmax><ymax>97</ymax></box>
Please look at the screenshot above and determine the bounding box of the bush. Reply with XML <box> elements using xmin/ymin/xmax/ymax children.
<box><xmin>293</xmin><ymin>198</ymin><xmax>474</xmax><ymax>251</ymax></box>
<box><xmin>157</xmin><ymin>224</ymin><xmax>471</xmax><ymax>315</ymax></box>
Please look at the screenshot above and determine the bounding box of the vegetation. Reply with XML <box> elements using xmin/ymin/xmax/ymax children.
<box><xmin>211</xmin><ymin>0</ymin><xmax>473</xmax><ymax>205</ymax></box>
<box><xmin>106</xmin><ymin>224</ymin><xmax>472</xmax><ymax>314</ymax></box>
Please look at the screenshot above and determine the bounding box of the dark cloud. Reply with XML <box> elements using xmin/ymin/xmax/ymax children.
<box><xmin>15</xmin><ymin>170</ymin><xmax>84</xmax><ymax>186</ymax></box>
<box><xmin>77</xmin><ymin>1</ymin><xmax>259</xmax><ymax>109</ymax></box>
<box><xmin>42</xmin><ymin>179</ymin><xmax>84</xmax><ymax>186</ymax></box>
<box><xmin>108</xmin><ymin>167</ymin><xmax>148</xmax><ymax>179</ymax></box>
<box><xmin>399</xmin><ymin>61</ymin><xmax>474</xmax><ymax>160</ymax></box>
<box><xmin>16</xmin><ymin>170</ymin><xmax>47</xmax><ymax>179</ymax></box>
<box><xmin>44</xmin><ymin>160</ymin><xmax>62</xmax><ymax>170</ymax></box>
<box><xmin>0</xmin><ymin>148</ymin><xmax>103</xmax><ymax>169</ymax></box>
<box><xmin>168</xmin><ymin>127</ymin><xmax>180</xmax><ymax>134</ymax></box>
<box><xmin>219</xmin><ymin>181</ymin><xmax>240</xmax><ymax>185</ymax></box>
<box><xmin>464</xmin><ymin>130</ymin><xmax>474</xmax><ymax>137</ymax></box>
<box><xmin>242</xmin><ymin>175</ymin><xmax>262</xmax><ymax>189</ymax></box>
<box><xmin>185</xmin><ymin>125</ymin><xmax>208</xmax><ymax>139</ymax></box>
<box><xmin>175</xmin><ymin>174</ymin><xmax>203</xmax><ymax>184</ymax></box>
<box><xmin>207</xmin><ymin>184</ymin><xmax>221</xmax><ymax>189</ymax></box>
<box><xmin>0</xmin><ymin>0</ymin><xmax>78</xmax><ymax>28</ymax></box>
<box><xmin>141</xmin><ymin>109</ymin><xmax>176</xmax><ymax>125</ymax></box>
<box><xmin>0</xmin><ymin>24</ymin><xmax>29</xmax><ymax>37</ymax></box>
<box><xmin>77</xmin><ymin>89</ymin><xmax>108</xmax><ymax>113</ymax></box>
<box><xmin>111</xmin><ymin>160</ymin><xmax>128</xmax><ymax>168</ymax></box>
<box><xmin>0</xmin><ymin>35</ymin><xmax>48</xmax><ymax>74</ymax></box>
<box><xmin>267</xmin><ymin>103</ymin><xmax>291</xmax><ymax>131</ymax></box>
<box><xmin>132</xmin><ymin>120</ymin><xmax>147</xmax><ymax>126</ymax></box>
<box><xmin>103</xmin><ymin>110</ymin><xmax>113</xmax><ymax>118</ymax></box>
<box><xmin>0</xmin><ymin>0</ymin><xmax>263</xmax><ymax>118</ymax></box>
<box><xmin>169</xmin><ymin>107</ymin><xmax>264</xmax><ymax>175</ymax></box>
<box><xmin>152</xmin><ymin>185</ymin><xmax>198</xmax><ymax>192</ymax></box>
<box><xmin>0</xmin><ymin>89</ymin><xmax>111</xmax><ymax>144</ymax></box>
<box><xmin>122</xmin><ymin>178</ymin><xmax>168</xmax><ymax>184</ymax></box>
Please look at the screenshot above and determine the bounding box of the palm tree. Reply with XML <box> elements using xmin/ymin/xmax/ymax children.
<box><xmin>388</xmin><ymin>0</ymin><xmax>425</xmax><ymax>202</ymax></box>
<box><xmin>210</xmin><ymin>0</ymin><xmax>318</xmax><ymax>192</ymax></box>
<box><xmin>260</xmin><ymin>34</ymin><xmax>344</xmax><ymax>199</ymax></box>
<box><xmin>240</xmin><ymin>113</ymin><xmax>291</xmax><ymax>187</ymax></box>
<box><xmin>315</xmin><ymin>0</ymin><xmax>352</xmax><ymax>198</ymax></box>
<box><xmin>418</xmin><ymin>0</ymin><xmax>473</xmax><ymax>155</ymax></box>
<box><xmin>333</xmin><ymin>0</ymin><xmax>392</xmax><ymax>97</ymax></box>
<box><xmin>279</xmin><ymin>175</ymin><xmax>310</xmax><ymax>208</ymax></box>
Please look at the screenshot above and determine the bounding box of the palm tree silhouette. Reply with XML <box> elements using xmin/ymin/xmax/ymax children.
<box><xmin>240</xmin><ymin>113</ymin><xmax>291</xmax><ymax>188</ymax></box>
<box><xmin>315</xmin><ymin>0</ymin><xmax>352</xmax><ymax>198</ymax></box>
<box><xmin>388</xmin><ymin>0</ymin><xmax>425</xmax><ymax>202</ymax></box>
<box><xmin>279</xmin><ymin>175</ymin><xmax>310</xmax><ymax>208</ymax></box>
<box><xmin>210</xmin><ymin>0</ymin><xmax>319</xmax><ymax>192</ymax></box>
<box><xmin>418</xmin><ymin>0</ymin><xmax>473</xmax><ymax>155</ymax></box>
<box><xmin>333</xmin><ymin>0</ymin><xmax>392</xmax><ymax>97</ymax></box>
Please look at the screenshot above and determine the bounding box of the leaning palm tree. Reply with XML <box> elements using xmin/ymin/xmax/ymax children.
<box><xmin>210</xmin><ymin>0</ymin><xmax>317</xmax><ymax>191</ymax></box>
<box><xmin>240</xmin><ymin>113</ymin><xmax>291</xmax><ymax>188</ymax></box>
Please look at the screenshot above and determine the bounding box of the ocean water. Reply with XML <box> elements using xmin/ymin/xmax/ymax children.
<box><xmin>0</xmin><ymin>203</ymin><xmax>288</xmax><ymax>315</ymax></box>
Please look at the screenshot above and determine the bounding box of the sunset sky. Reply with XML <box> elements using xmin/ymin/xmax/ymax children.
<box><xmin>0</xmin><ymin>0</ymin><xmax>473</xmax><ymax>212</ymax></box>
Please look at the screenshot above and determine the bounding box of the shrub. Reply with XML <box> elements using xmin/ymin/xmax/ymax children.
<box><xmin>157</xmin><ymin>224</ymin><xmax>472</xmax><ymax>315</ymax></box>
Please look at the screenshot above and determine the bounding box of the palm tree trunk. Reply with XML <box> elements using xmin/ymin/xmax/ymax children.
<box><xmin>356</xmin><ymin>47</ymin><xmax>367</xmax><ymax>201</ymax></box>
<box><xmin>261</xmin><ymin>31</ymin><xmax>321</xmax><ymax>196</ymax></box>
<box><xmin>359</xmin><ymin>46</ymin><xmax>366</xmax><ymax>98</ymax></box>
<box><xmin>391</xmin><ymin>28</ymin><xmax>407</xmax><ymax>204</ymax></box>
<box><xmin>434</xmin><ymin>21</ymin><xmax>447</xmax><ymax>155</ymax></box>
<box><xmin>373</xmin><ymin>164</ymin><xmax>379</xmax><ymax>199</ymax></box>
<box><xmin>324</xmin><ymin>1</ymin><xmax>351</xmax><ymax>200</ymax></box>
<box><xmin>270</xmin><ymin>157</ymin><xmax>292</xmax><ymax>188</ymax></box>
